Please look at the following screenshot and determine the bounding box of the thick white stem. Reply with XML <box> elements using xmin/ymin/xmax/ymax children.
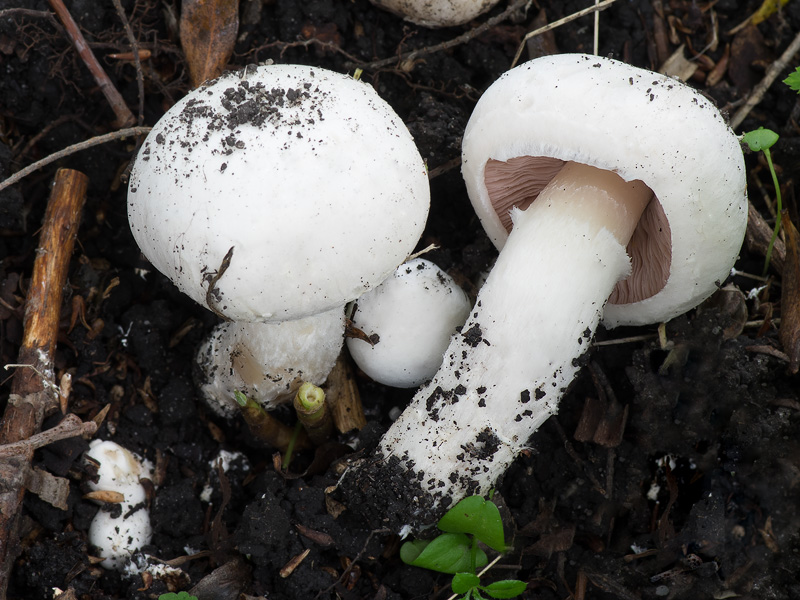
<box><xmin>373</xmin><ymin>163</ymin><xmax>651</xmax><ymax>522</ymax></box>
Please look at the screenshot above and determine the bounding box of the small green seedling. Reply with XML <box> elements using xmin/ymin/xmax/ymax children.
<box><xmin>401</xmin><ymin>495</ymin><xmax>527</xmax><ymax>600</ymax></box>
<box><xmin>742</xmin><ymin>127</ymin><xmax>781</xmax><ymax>276</ymax></box>
<box><xmin>784</xmin><ymin>66</ymin><xmax>800</xmax><ymax>93</ymax></box>
<box><xmin>158</xmin><ymin>593</ymin><xmax>197</xmax><ymax>600</ymax></box>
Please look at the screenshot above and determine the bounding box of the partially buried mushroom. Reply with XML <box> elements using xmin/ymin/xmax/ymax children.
<box><xmin>369</xmin><ymin>0</ymin><xmax>502</xmax><ymax>28</ymax></box>
<box><xmin>127</xmin><ymin>64</ymin><xmax>430</xmax><ymax>414</ymax></box>
<box><xmin>337</xmin><ymin>54</ymin><xmax>748</xmax><ymax>534</ymax></box>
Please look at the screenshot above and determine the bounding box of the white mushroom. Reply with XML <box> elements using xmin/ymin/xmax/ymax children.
<box><xmin>346</xmin><ymin>258</ymin><xmax>471</xmax><ymax>388</ymax></box>
<box><xmin>338</xmin><ymin>54</ymin><xmax>747</xmax><ymax>533</ymax></box>
<box><xmin>369</xmin><ymin>0</ymin><xmax>502</xmax><ymax>28</ymax></box>
<box><xmin>85</xmin><ymin>440</ymin><xmax>154</xmax><ymax>571</ymax></box>
<box><xmin>127</xmin><ymin>63</ymin><xmax>430</xmax><ymax>413</ymax></box>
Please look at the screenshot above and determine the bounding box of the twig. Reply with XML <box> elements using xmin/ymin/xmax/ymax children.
<box><xmin>0</xmin><ymin>414</ymin><xmax>96</xmax><ymax>457</ymax></box>
<box><xmin>0</xmin><ymin>126</ymin><xmax>151</xmax><ymax>193</ymax></box>
<box><xmin>0</xmin><ymin>168</ymin><xmax>89</xmax><ymax>598</ymax></box>
<box><xmin>110</xmin><ymin>0</ymin><xmax>145</xmax><ymax>126</ymax></box>
<box><xmin>355</xmin><ymin>0</ymin><xmax>530</xmax><ymax>72</ymax></box>
<box><xmin>730</xmin><ymin>29</ymin><xmax>800</xmax><ymax>130</ymax></box>
<box><xmin>510</xmin><ymin>0</ymin><xmax>618</xmax><ymax>68</ymax></box>
<box><xmin>0</xmin><ymin>8</ymin><xmax>63</xmax><ymax>34</ymax></box>
<box><xmin>46</xmin><ymin>0</ymin><xmax>135</xmax><ymax>127</ymax></box>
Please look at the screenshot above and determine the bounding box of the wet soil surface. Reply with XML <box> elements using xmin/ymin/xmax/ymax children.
<box><xmin>2</xmin><ymin>0</ymin><xmax>800</xmax><ymax>599</ymax></box>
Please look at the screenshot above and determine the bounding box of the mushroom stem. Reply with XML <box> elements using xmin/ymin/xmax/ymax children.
<box><xmin>341</xmin><ymin>162</ymin><xmax>651</xmax><ymax>532</ymax></box>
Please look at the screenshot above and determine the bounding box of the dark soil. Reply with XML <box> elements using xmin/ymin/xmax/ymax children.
<box><xmin>2</xmin><ymin>0</ymin><xmax>800</xmax><ymax>599</ymax></box>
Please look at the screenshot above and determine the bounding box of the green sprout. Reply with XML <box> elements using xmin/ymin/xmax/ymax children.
<box><xmin>741</xmin><ymin>127</ymin><xmax>781</xmax><ymax>275</ymax></box>
<box><xmin>158</xmin><ymin>593</ymin><xmax>198</xmax><ymax>600</ymax></box>
<box><xmin>784</xmin><ymin>66</ymin><xmax>800</xmax><ymax>93</ymax></box>
<box><xmin>400</xmin><ymin>495</ymin><xmax>527</xmax><ymax>600</ymax></box>
<box><xmin>293</xmin><ymin>381</ymin><xmax>333</xmax><ymax>445</ymax></box>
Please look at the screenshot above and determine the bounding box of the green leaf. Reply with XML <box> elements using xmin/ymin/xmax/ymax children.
<box><xmin>784</xmin><ymin>66</ymin><xmax>800</xmax><ymax>93</ymax></box>
<box><xmin>158</xmin><ymin>593</ymin><xmax>198</xmax><ymax>600</ymax></box>
<box><xmin>400</xmin><ymin>539</ymin><xmax>430</xmax><ymax>564</ymax></box>
<box><xmin>438</xmin><ymin>496</ymin><xmax>507</xmax><ymax>552</ymax></box>
<box><xmin>742</xmin><ymin>128</ymin><xmax>779</xmax><ymax>153</ymax></box>
<box><xmin>404</xmin><ymin>533</ymin><xmax>487</xmax><ymax>574</ymax></box>
<box><xmin>481</xmin><ymin>579</ymin><xmax>528</xmax><ymax>599</ymax></box>
<box><xmin>452</xmin><ymin>572</ymin><xmax>482</xmax><ymax>594</ymax></box>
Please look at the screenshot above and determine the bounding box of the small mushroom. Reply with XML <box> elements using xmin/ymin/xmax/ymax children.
<box><xmin>369</xmin><ymin>0</ymin><xmax>502</xmax><ymax>28</ymax></box>
<box><xmin>338</xmin><ymin>54</ymin><xmax>747</xmax><ymax>533</ymax></box>
<box><xmin>85</xmin><ymin>440</ymin><xmax>154</xmax><ymax>571</ymax></box>
<box><xmin>127</xmin><ymin>63</ymin><xmax>430</xmax><ymax>413</ymax></box>
<box><xmin>346</xmin><ymin>258</ymin><xmax>471</xmax><ymax>388</ymax></box>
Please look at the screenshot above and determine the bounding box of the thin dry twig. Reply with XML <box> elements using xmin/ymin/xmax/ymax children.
<box><xmin>730</xmin><ymin>29</ymin><xmax>800</xmax><ymax>130</ymax></box>
<box><xmin>0</xmin><ymin>414</ymin><xmax>96</xmax><ymax>457</ymax></box>
<box><xmin>355</xmin><ymin>0</ymin><xmax>530</xmax><ymax>71</ymax></box>
<box><xmin>46</xmin><ymin>0</ymin><xmax>135</xmax><ymax>127</ymax></box>
<box><xmin>110</xmin><ymin>0</ymin><xmax>145</xmax><ymax>126</ymax></box>
<box><xmin>0</xmin><ymin>168</ymin><xmax>89</xmax><ymax>597</ymax></box>
<box><xmin>0</xmin><ymin>126</ymin><xmax>152</xmax><ymax>192</ymax></box>
<box><xmin>0</xmin><ymin>8</ymin><xmax>61</xmax><ymax>30</ymax></box>
<box><xmin>511</xmin><ymin>0</ymin><xmax>619</xmax><ymax>68</ymax></box>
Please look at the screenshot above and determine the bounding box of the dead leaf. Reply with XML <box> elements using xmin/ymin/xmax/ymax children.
<box><xmin>180</xmin><ymin>0</ymin><xmax>239</xmax><ymax>88</ymax></box>
<box><xmin>659</xmin><ymin>45</ymin><xmax>698</xmax><ymax>81</ymax></box>
<box><xmin>779</xmin><ymin>210</ymin><xmax>800</xmax><ymax>373</ymax></box>
<box><xmin>728</xmin><ymin>25</ymin><xmax>772</xmax><ymax>91</ymax></box>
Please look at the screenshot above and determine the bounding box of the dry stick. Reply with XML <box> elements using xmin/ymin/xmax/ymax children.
<box><xmin>0</xmin><ymin>126</ymin><xmax>152</xmax><ymax>193</ymax></box>
<box><xmin>730</xmin><ymin>29</ymin><xmax>800</xmax><ymax>130</ymax></box>
<box><xmin>47</xmin><ymin>0</ymin><xmax>135</xmax><ymax>127</ymax></box>
<box><xmin>0</xmin><ymin>168</ymin><xmax>89</xmax><ymax>599</ymax></box>
<box><xmin>110</xmin><ymin>0</ymin><xmax>145</xmax><ymax>126</ymax></box>
<box><xmin>355</xmin><ymin>0</ymin><xmax>529</xmax><ymax>71</ymax></box>
<box><xmin>510</xmin><ymin>0</ymin><xmax>618</xmax><ymax>68</ymax></box>
<box><xmin>0</xmin><ymin>413</ymin><xmax>96</xmax><ymax>457</ymax></box>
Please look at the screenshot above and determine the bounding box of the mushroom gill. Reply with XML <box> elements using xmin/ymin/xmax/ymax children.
<box><xmin>484</xmin><ymin>156</ymin><xmax>672</xmax><ymax>305</ymax></box>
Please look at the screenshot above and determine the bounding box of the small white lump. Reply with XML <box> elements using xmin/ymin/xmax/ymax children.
<box><xmin>85</xmin><ymin>440</ymin><xmax>154</xmax><ymax>571</ymax></box>
<box><xmin>346</xmin><ymin>258</ymin><xmax>471</xmax><ymax>388</ymax></box>
<box><xmin>196</xmin><ymin>309</ymin><xmax>345</xmax><ymax>416</ymax></box>
<box><xmin>369</xmin><ymin>0</ymin><xmax>502</xmax><ymax>27</ymax></box>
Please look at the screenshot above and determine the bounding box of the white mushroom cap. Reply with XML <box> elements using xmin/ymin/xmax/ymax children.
<box><xmin>369</xmin><ymin>0</ymin><xmax>502</xmax><ymax>28</ymax></box>
<box><xmin>88</xmin><ymin>506</ymin><xmax>152</xmax><ymax>572</ymax></box>
<box><xmin>462</xmin><ymin>53</ymin><xmax>747</xmax><ymax>327</ymax></box>
<box><xmin>85</xmin><ymin>440</ymin><xmax>155</xmax><ymax>571</ymax></box>
<box><xmin>196</xmin><ymin>309</ymin><xmax>345</xmax><ymax>416</ymax></box>
<box><xmin>128</xmin><ymin>64</ymin><xmax>429</xmax><ymax>323</ymax></box>
<box><xmin>86</xmin><ymin>440</ymin><xmax>154</xmax><ymax>501</ymax></box>
<box><xmin>346</xmin><ymin>258</ymin><xmax>471</xmax><ymax>388</ymax></box>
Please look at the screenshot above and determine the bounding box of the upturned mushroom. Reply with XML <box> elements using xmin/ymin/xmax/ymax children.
<box><xmin>127</xmin><ymin>63</ymin><xmax>429</xmax><ymax>413</ymax></box>
<box><xmin>346</xmin><ymin>258</ymin><xmax>471</xmax><ymax>388</ymax></box>
<box><xmin>338</xmin><ymin>54</ymin><xmax>747</xmax><ymax>533</ymax></box>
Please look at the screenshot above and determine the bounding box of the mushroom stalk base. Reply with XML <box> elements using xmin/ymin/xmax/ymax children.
<box><xmin>337</xmin><ymin>163</ymin><xmax>651</xmax><ymax>533</ymax></box>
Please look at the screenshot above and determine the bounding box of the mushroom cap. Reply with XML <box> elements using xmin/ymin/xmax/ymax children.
<box><xmin>461</xmin><ymin>54</ymin><xmax>747</xmax><ymax>327</ymax></box>
<box><xmin>128</xmin><ymin>64</ymin><xmax>429</xmax><ymax>323</ymax></box>
<box><xmin>369</xmin><ymin>0</ymin><xmax>502</xmax><ymax>28</ymax></box>
<box><xmin>346</xmin><ymin>258</ymin><xmax>471</xmax><ymax>388</ymax></box>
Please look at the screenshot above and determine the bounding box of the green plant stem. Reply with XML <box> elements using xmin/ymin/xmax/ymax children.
<box><xmin>763</xmin><ymin>147</ymin><xmax>783</xmax><ymax>276</ymax></box>
<box><xmin>293</xmin><ymin>382</ymin><xmax>332</xmax><ymax>444</ymax></box>
<box><xmin>233</xmin><ymin>390</ymin><xmax>309</xmax><ymax>452</ymax></box>
<box><xmin>282</xmin><ymin>421</ymin><xmax>304</xmax><ymax>470</ymax></box>
<box><xmin>469</xmin><ymin>536</ymin><xmax>478</xmax><ymax>573</ymax></box>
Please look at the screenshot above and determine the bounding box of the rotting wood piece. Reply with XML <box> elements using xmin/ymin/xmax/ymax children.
<box><xmin>0</xmin><ymin>168</ymin><xmax>88</xmax><ymax>599</ymax></box>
